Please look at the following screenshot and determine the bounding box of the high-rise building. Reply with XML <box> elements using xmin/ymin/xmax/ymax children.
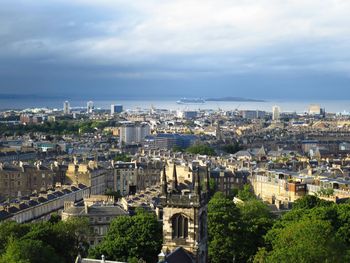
<box><xmin>119</xmin><ymin>122</ymin><xmax>150</xmax><ymax>145</ymax></box>
<box><xmin>111</xmin><ymin>104</ymin><xmax>123</xmax><ymax>115</ymax></box>
<box><xmin>308</xmin><ymin>104</ymin><xmax>321</xmax><ymax>115</ymax></box>
<box><xmin>87</xmin><ymin>101</ymin><xmax>94</xmax><ymax>114</ymax></box>
<box><xmin>272</xmin><ymin>106</ymin><xmax>281</xmax><ymax>121</ymax></box>
<box><xmin>63</xmin><ymin>101</ymin><xmax>70</xmax><ymax>115</ymax></box>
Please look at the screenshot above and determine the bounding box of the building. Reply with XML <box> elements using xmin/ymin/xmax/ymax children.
<box><xmin>87</xmin><ymin>101</ymin><xmax>94</xmax><ymax>114</ymax></box>
<box><xmin>119</xmin><ymin>122</ymin><xmax>151</xmax><ymax>145</ymax></box>
<box><xmin>177</xmin><ymin>111</ymin><xmax>198</xmax><ymax>119</ymax></box>
<box><xmin>111</xmin><ymin>104</ymin><xmax>123</xmax><ymax>115</ymax></box>
<box><xmin>143</xmin><ymin>133</ymin><xmax>198</xmax><ymax>150</ymax></box>
<box><xmin>160</xmin><ymin>165</ymin><xmax>209</xmax><ymax>263</ymax></box>
<box><xmin>0</xmin><ymin>162</ymin><xmax>56</xmax><ymax>201</ymax></box>
<box><xmin>62</xmin><ymin>195</ymin><xmax>128</xmax><ymax>247</ymax></box>
<box><xmin>0</xmin><ymin>184</ymin><xmax>90</xmax><ymax>223</ymax></box>
<box><xmin>308</xmin><ymin>104</ymin><xmax>321</xmax><ymax>115</ymax></box>
<box><xmin>210</xmin><ymin>168</ymin><xmax>248</xmax><ymax>196</ymax></box>
<box><xmin>272</xmin><ymin>106</ymin><xmax>281</xmax><ymax>121</ymax></box>
<box><xmin>251</xmin><ymin>170</ymin><xmax>309</xmax><ymax>208</ymax></box>
<box><xmin>63</xmin><ymin>101</ymin><xmax>70</xmax><ymax>115</ymax></box>
<box><xmin>65</xmin><ymin>160</ymin><xmax>108</xmax><ymax>195</ymax></box>
<box><xmin>112</xmin><ymin>162</ymin><xmax>138</xmax><ymax>195</ymax></box>
<box><xmin>241</xmin><ymin>110</ymin><xmax>266</xmax><ymax>120</ymax></box>
<box><xmin>20</xmin><ymin>114</ymin><xmax>43</xmax><ymax>124</ymax></box>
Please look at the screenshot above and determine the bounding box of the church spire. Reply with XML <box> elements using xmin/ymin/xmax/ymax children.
<box><xmin>172</xmin><ymin>163</ymin><xmax>178</xmax><ymax>193</ymax></box>
<box><xmin>162</xmin><ymin>164</ymin><xmax>167</xmax><ymax>196</ymax></box>
<box><xmin>194</xmin><ymin>167</ymin><xmax>201</xmax><ymax>197</ymax></box>
<box><xmin>206</xmin><ymin>165</ymin><xmax>210</xmax><ymax>194</ymax></box>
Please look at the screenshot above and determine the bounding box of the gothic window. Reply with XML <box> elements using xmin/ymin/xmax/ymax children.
<box><xmin>172</xmin><ymin>214</ymin><xmax>188</xmax><ymax>239</ymax></box>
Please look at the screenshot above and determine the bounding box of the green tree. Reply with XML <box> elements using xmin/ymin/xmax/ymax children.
<box><xmin>256</xmin><ymin>200</ymin><xmax>350</xmax><ymax>262</ymax></box>
<box><xmin>237</xmin><ymin>184</ymin><xmax>256</xmax><ymax>201</ymax></box>
<box><xmin>114</xmin><ymin>153</ymin><xmax>132</xmax><ymax>162</ymax></box>
<box><xmin>0</xmin><ymin>238</ymin><xmax>62</xmax><ymax>263</ymax></box>
<box><xmin>0</xmin><ymin>222</ymin><xmax>30</xmax><ymax>253</ymax></box>
<box><xmin>186</xmin><ymin>144</ymin><xmax>216</xmax><ymax>156</ymax></box>
<box><xmin>172</xmin><ymin>145</ymin><xmax>184</xmax><ymax>152</ymax></box>
<box><xmin>262</xmin><ymin>218</ymin><xmax>345</xmax><ymax>263</ymax></box>
<box><xmin>223</xmin><ymin>142</ymin><xmax>242</xmax><ymax>154</ymax></box>
<box><xmin>208</xmin><ymin>192</ymin><xmax>241</xmax><ymax>263</ymax></box>
<box><xmin>89</xmin><ymin>210</ymin><xmax>162</xmax><ymax>263</ymax></box>
<box><xmin>292</xmin><ymin>194</ymin><xmax>332</xmax><ymax>210</ymax></box>
<box><xmin>237</xmin><ymin>200</ymin><xmax>274</xmax><ymax>262</ymax></box>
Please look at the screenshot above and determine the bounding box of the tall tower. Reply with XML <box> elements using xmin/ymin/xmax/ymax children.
<box><xmin>87</xmin><ymin>101</ymin><xmax>94</xmax><ymax>114</ymax></box>
<box><xmin>272</xmin><ymin>105</ymin><xmax>280</xmax><ymax>121</ymax></box>
<box><xmin>160</xmin><ymin>165</ymin><xmax>209</xmax><ymax>263</ymax></box>
<box><xmin>63</xmin><ymin>101</ymin><xmax>70</xmax><ymax>115</ymax></box>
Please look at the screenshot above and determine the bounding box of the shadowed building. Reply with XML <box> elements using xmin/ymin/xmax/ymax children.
<box><xmin>159</xmin><ymin>164</ymin><xmax>209</xmax><ymax>263</ymax></box>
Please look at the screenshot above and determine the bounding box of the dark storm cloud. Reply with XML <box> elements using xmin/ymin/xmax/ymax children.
<box><xmin>1</xmin><ymin>0</ymin><xmax>350</xmax><ymax>99</ymax></box>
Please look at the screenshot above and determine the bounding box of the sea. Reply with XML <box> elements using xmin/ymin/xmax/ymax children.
<box><xmin>1</xmin><ymin>97</ymin><xmax>350</xmax><ymax>114</ymax></box>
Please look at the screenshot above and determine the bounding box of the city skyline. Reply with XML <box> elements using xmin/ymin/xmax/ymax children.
<box><xmin>1</xmin><ymin>1</ymin><xmax>350</xmax><ymax>100</ymax></box>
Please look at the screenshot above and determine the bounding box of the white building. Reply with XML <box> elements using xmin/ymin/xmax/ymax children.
<box><xmin>308</xmin><ymin>104</ymin><xmax>321</xmax><ymax>115</ymax></box>
<box><xmin>119</xmin><ymin>122</ymin><xmax>150</xmax><ymax>145</ymax></box>
<box><xmin>63</xmin><ymin>101</ymin><xmax>70</xmax><ymax>115</ymax></box>
<box><xmin>177</xmin><ymin>110</ymin><xmax>198</xmax><ymax>119</ymax></box>
<box><xmin>272</xmin><ymin>106</ymin><xmax>281</xmax><ymax>121</ymax></box>
<box><xmin>87</xmin><ymin>101</ymin><xmax>94</xmax><ymax>114</ymax></box>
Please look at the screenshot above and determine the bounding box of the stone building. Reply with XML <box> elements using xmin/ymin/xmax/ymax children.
<box><xmin>0</xmin><ymin>161</ymin><xmax>55</xmax><ymax>201</ymax></box>
<box><xmin>66</xmin><ymin>160</ymin><xmax>108</xmax><ymax>195</ymax></box>
<box><xmin>160</xmin><ymin>164</ymin><xmax>209</xmax><ymax>263</ymax></box>
<box><xmin>62</xmin><ymin>195</ymin><xmax>128</xmax><ymax>247</ymax></box>
<box><xmin>210</xmin><ymin>168</ymin><xmax>249</xmax><ymax>196</ymax></box>
<box><xmin>110</xmin><ymin>160</ymin><xmax>161</xmax><ymax>196</ymax></box>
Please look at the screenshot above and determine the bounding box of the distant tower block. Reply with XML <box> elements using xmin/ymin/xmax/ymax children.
<box><xmin>111</xmin><ymin>104</ymin><xmax>123</xmax><ymax>115</ymax></box>
<box><xmin>87</xmin><ymin>101</ymin><xmax>94</xmax><ymax>114</ymax></box>
<box><xmin>63</xmin><ymin>101</ymin><xmax>70</xmax><ymax>115</ymax></box>
<box><xmin>272</xmin><ymin>105</ymin><xmax>281</xmax><ymax>121</ymax></box>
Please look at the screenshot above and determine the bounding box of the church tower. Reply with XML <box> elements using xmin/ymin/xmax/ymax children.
<box><xmin>160</xmin><ymin>164</ymin><xmax>209</xmax><ymax>263</ymax></box>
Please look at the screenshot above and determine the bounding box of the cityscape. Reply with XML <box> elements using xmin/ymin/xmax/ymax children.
<box><xmin>2</xmin><ymin>1</ymin><xmax>350</xmax><ymax>263</ymax></box>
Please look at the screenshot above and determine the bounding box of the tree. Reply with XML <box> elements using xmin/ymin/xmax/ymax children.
<box><xmin>186</xmin><ymin>144</ymin><xmax>216</xmax><ymax>156</ymax></box>
<box><xmin>89</xmin><ymin>210</ymin><xmax>162</xmax><ymax>263</ymax></box>
<box><xmin>0</xmin><ymin>238</ymin><xmax>62</xmax><ymax>263</ymax></box>
<box><xmin>256</xmin><ymin>201</ymin><xmax>350</xmax><ymax>262</ymax></box>
<box><xmin>208</xmin><ymin>178</ymin><xmax>217</xmax><ymax>197</ymax></box>
<box><xmin>237</xmin><ymin>184</ymin><xmax>256</xmax><ymax>201</ymax></box>
<box><xmin>0</xmin><ymin>222</ymin><xmax>30</xmax><ymax>253</ymax></box>
<box><xmin>114</xmin><ymin>153</ymin><xmax>132</xmax><ymax>162</ymax></box>
<box><xmin>261</xmin><ymin>218</ymin><xmax>346</xmax><ymax>263</ymax></box>
<box><xmin>223</xmin><ymin>142</ymin><xmax>242</xmax><ymax>154</ymax></box>
<box><xmin>292</xmin><ymin>194</ymin><xmax>332</xmax><ymax>210</ymax></box>
<box><xmin>236</xmin><ymin>200</ymin><xmax>274</xmax><ymax>262</ymax></box>
<box><xmin>208</xmin><ymin>192</ymin><xmax>241</xmax><ymax>263</ymax></box>
<box><xmin>172</xmin><ymin>145</ymin><xmax>184</xmax><ymax>152</ymax></box>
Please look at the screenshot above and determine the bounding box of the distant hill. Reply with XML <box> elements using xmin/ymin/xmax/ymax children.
<box><xmin>206</xmin><ymin>96</ymin><xmax>265</xmax><ymax>102</ymax></box>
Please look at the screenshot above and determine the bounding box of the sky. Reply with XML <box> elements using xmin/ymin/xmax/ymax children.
<box><xmin>1</xmin><ymin>0</ymin><xmax>350</xmax><ymax>100</ymax></box>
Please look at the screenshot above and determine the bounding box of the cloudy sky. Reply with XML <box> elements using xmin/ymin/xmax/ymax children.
<box><xmin>1</xmin><ymin>0</ymin><xmax>350</xmax><ymax>100</ymax></box>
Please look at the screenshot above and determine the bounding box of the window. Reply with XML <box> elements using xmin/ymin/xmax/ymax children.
<box><xmin>172</xmin><ymin>214</ymin><xmax>188</xmax><ymax>239</ymax></box>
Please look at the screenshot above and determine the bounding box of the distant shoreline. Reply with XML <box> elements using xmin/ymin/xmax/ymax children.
<box><xmin>206</xmin><ymin>96</ymin><xmax>266</xmax><ymax>102</ymax></box>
